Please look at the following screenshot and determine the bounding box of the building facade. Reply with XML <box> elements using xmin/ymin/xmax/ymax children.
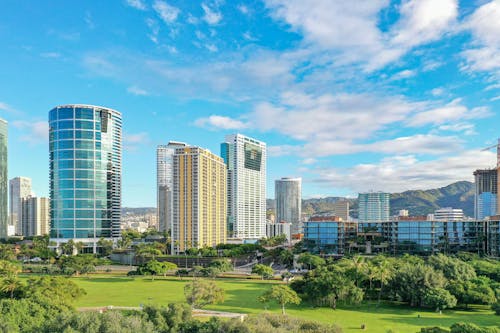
<box><xmin>0</xmin><ymin>119</ymin><xmax>7</xmax><ymax>239</ymax></box>
<box><xmin>49</xmin><ymin>105</ymin><xmax>122</xmax><ymax>252</ymax></box>
<box><xmin>9</xmin><ymin>177</ymin><xmax>32</xmax><ymax>235</ymax></box>
<box><xmin>358</xmin><ymin>192</ymin><xmax>390</xmax><ymax>235</ymax></box>
<box><xmin>221</xmin><ymin>134</ymin><xmax>266</xmax><ymax>240</ymax></box>
<box><xmin>474</xmin><ymin>169</ymin><xmax>497</xmax><ymax>219</ymax></box>
<box><xmin>303</xmin><ymin>216</ymin><xmax>357</xmax><ymax>254</ymax></box>
<box><xmin>157</xmin><ymin>142</ymin><xmax>187</xmax><ymax>233</ymax></box>
<box><xmin>333</xmin><ymin>200</ymin><xmax>350</xmax><ymax>221</ymax></box>
<box><xmin>266</xmin><ymin>221</ymin><xmax>291</xmax><ymax>242</ymax></box>
<box><xmin>275</xmin><ymin>177</ymin><xmax>302</xmax><ymax>235</ymax></box>
<box><xmin>434</xmin><ymin>207</ymin><xmax>464</xmax><ymax>221</ymax></box>
<box><xmin>172</xmin><ymin>146</ymin><xmax>227</xmax><ymax>253</ymax></box>
<box><xmin>21</xmin><ymin>196</ymin><xmax>49</xmax><ymax>236</ymax></box>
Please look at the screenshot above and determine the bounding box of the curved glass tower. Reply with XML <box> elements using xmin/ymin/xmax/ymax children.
<box><xmin>49</xmin><ymin>105</ymin><xmax>122</xmax><ymax>252</ymax></box>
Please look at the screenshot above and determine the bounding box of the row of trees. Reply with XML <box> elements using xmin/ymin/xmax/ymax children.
<box><xmin>288</xmin><ymin>254</ymin><xmax>500</xmax><ymax>312</ymax></box>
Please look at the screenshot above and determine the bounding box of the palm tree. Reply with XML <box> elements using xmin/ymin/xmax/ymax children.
<box><xmin>349</xmin><ymin>255</ymin><xmax>368</xmax><ymax>288</ymax></box>
<box><xmin>0</xmin><ymin>274</ymin><xmax>23</xmax><ymax>298</ymax></box>
<box><xmin>376</xmin><ymin>258</ymin><xmax>394</xmax><ymax>305</ymax></box>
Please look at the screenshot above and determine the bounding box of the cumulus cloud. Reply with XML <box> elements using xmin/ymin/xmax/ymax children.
<box><xmin>407</xmin><ymin>98</ymin><xmax>491</xmax><ymax>126</ymax></box>
<box><xmin>125</xmin><ymin>0</ymin><xmax>147</xmax><ymax>10</ymax></box>
<box><xmin>461</xmin><ymin>0</ymin><xmax>500</xmax><ymax>73</ymax></box>
<box><xmin>194</xmin><ymin>115</ymin><xmax>247</xmax><ymax>130</ymax></box>
<box><xmin>312</xmin><ymin>150</ymin><xmax>495</xmax><ymax>193</ymax></box>
<box><xmin>127</xmin><ymin>85</ymin><xmax>149</xmax><ymax>96</ymax></box>
<box><xmin>123</xmin><ymin>132</ymin><xmax>150</xmax><ymax>151</ymax></box>
<box><xmin>12</xmin><ymin>120</ymin><xmax>49</xmax><ymax>144</ymax></box>
<box><xmin>202</xmin><ymin>3</ymin><xmax>222</xmax><ymax>25</ymax></box>
<box><xmin>153</xmin><ymin>0</ymin><xmax>180</xmax><ymax>25</ymax></box>
<box><xmin>0</xmin><ymin>102</ymin><xmax>17</xmax><ymax>115</ymax></box>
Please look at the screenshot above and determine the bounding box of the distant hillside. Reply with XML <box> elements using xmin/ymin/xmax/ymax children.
<box><xmin>122</xmin><ymin>207</ymin><xmax>156</xmax><ymax>215</ymax></box>
<box><xmin>267</xmin><ymin>181</ymin><xmax>475</xmax><ymax>218</ymax></box>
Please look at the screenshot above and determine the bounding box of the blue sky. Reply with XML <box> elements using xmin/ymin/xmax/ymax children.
<box><xmin>1</xmin><ymin>0</ymin><xmax>500</xmax><ymax>207</ymax></box>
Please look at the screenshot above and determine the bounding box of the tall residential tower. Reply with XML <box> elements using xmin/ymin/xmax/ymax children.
<box><xmin>474</xmin><ymin>169</ymin><xmax>497</xmax><ymax>219</ymax></box>
<box><xmin>0</xmin><ymin>119</ymin><xmax>7</xmax><ymax>239</ymax></box>
<box><xmin>9</xmin><ymin>177</ymin><xmax>32</xmax><ymax>235</ymax></box>
<box><xmin>49</xmin><ymin>105</ymin><xmax>122</xmax><ymax>253</ymax></box>
<box><xmin>172</xmin><ymin>146</ymin><xmax>226</xmax><ymax>253</ymax></box>
<box><xmin>275</xmin><ymin>177</ymin><xmax>302</xmax><ymax>235</ymax></box>
<box><xmin>157</xmin><ymin>142</ymin><xmax>187</xmax><ymax>233</ymax></box>
<box><xmin>221</xmin><ymin>134</ymin><xmax>266</xmax><ymax>240</ymax></box>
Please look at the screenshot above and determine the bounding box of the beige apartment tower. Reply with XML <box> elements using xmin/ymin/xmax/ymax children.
<box><xmin>172</xmin><ymin>147</ymin><xmax>227</xmax><ymax>253</ymax></box>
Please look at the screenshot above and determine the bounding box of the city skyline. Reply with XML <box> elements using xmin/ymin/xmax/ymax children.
<box><xmin>1</xmin><ymin>1</ymin><xmax>500</xmax><ymax>207</ymax></box>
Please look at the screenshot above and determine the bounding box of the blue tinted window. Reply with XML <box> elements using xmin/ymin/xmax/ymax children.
<box><xmin>75</xmin><ymin>131</ymin><xmax>93</xmax><ymax>139</ymax></box>
<box><xmin>75</xmin><ymin>160</ymin><xmax>93</xmax><ymax>169</ymax></box>
<box><xmin>49</xmin><ymin>110</ymin><xmax>58</xmax><ymax>121</ymax></box>
<box><xmin>95</xmin><ymin>132</ymin><xmax>101</xmax><ymax>140</ymax></box>
<box><xmin>75</xmin><ymin>200</ymin><xmax>94</xmax><ymax>208</ymax></box>
<box><xmin>76</xmin><ymin>220</ymin><xmax>94</xmax><ymax>228</ymax></box>
<box><xmin>59</xmin><ymin>230</ymin><xmax>75</xmax><ymax>238</ymax></box>
<box><xmin>59</xmin><ymin>160</ymin><xmax>74</xmax><ymax>169</ymax></box>
<box><xmin>58</xmin><ymin>108</ymin><xmax>74</xmax><ymax>119</ymax></box>
<box><xmin>59</xmin><ymin>220</ymin><xmax>74</xmax><ymax>228</ymax></box>
<box><xmin>61</xmin><ymin>200</ymin><xmax>74</xmax><ymax>209</ymax></box>
<box><xmin>62</xmin><ymin>210</ymin><xmax>74</xmax><ymax>218</ymax></box>
<box><xmin>58</xmin><ymin>179</ymin><xmax>74</xmax><ymax>188</ymax></box>
<box><xmin>58</xmin><ymin>170</ymin><xmax>74</xmax><ymax>179</ymax></box>
<box><xmin>75</xmin><ymin>121</ymin><xmax>93</xmax><ymax>129</ymax></box>
<box><xmin>75</xmin><ymin>150</ymin><xmax>93</xmax><ymax>159</ymax></box>
<box><xmin>75</xmin><ymin>108</ymin><xmax>94</xmax><ymax>120</ymax></box>
<box><xmin>58</xmin><ymin>140</ymin><xmax>73</xmax><ymax>149</ymax></box>
<box><xmin>58</xmin><ymin>130</ymin><xmax>74</xmax><ymax>140</ymax></box>
<box><xmin>75</xmin><ymin>210</ymin><xmax>94</xmax><ymax>218</ymax></box>
<box><xmin>76</xmin><ymin>180</ymin><xmax>94</xmax><ymax>188</ymax></box>
<box><xmin>58</xmin><ymin>120</ymin><xmax>74</xmax><ymax>129</ymax></box>
<box><xmin>75</xmin><ymin>140</ymin><xmax>94</xmax><ymax>149</ymax></box>
<box><xmin>57</xmin><ymin>150</ymin><xmax>74</xmax><ymax>159</ymax></box>
<box><xmin>76</xmin><ymin>229</ymin><xmax>94</xmax><ymax>238</ymax></box>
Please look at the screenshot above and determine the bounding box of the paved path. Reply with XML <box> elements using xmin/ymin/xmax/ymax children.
<box><xmin>78</xmin><ymin>306</ymin><xmax>247</xmax><ymax>320</ymax></box>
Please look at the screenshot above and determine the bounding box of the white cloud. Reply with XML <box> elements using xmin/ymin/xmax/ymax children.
<box><xmin>243</xmin><ymin>31</ymin><xmax>258</xmax><ymax>41</ymax></box>
<box><xmin>153</xmin><ymin>1</ymin><xmax>180</xmax><ymax>25</ymax></box>
<box><xmin>438</xmin><ymin>123</ymin><xmax>476</xmax><ymax>135</ymax></box>
<box><xmin>205</xmin><ymin>43</ymin><xmax>218</xmax><ymax>52</ymax></box>
<box><xmin>237</xmin><ymin>4</ymin><xmax>249</xmax><ymax>15</ymax></box>
<box><xmin>123</xmin><ymin>132</ymin><xmax>150</xmax><ymax>151</ymax></box>
<box><xmin>146</xmin><ymin>18</ymin><xmax>160</xmax><ymax>44</ymax></box>
<box><xmin>187</xmin><ymin>13</ymin><xmax>199</xmax><ymax>24</ymax></box>
<box><xmin>125</xmin><ymin>0</ymin><xmax>147</xmax><ymax>10</ymax></box>
<box><xmin>202</xmin><ymin>3</ymin><xmax>222</xmax><ymax>25</ymax></box>
<box><xmin>407</xmin><ymin>98</ymin><xmax>491</xmax><ymax>126</ymax></box>
<box><xmin>194</xmin><ymin>115</ymin><xmax>247</xmax><ymax>130</ymax></box>
<box><xmin>461</xmin><ymin>1</ymin><xmax>500</xmax><ymax>74</ymax></box>
<box><xmin>311</xmin><ymin>150</ymin><xmax>495</xmax><ymax>193</ymax></box>
<box><xmin>127</xmin><ymin>85</ymin><xmax>149</xmax><ymax>96</ymax></box>
<box><xmin>0</xmin><ymin>102</ymin><xmax>17</xmax><ymax>114</ymax></box>
<box><xmin>40</xmin><ymin>52</ymin><xmax>61</xmax><ymax>58</ymax></box>
<box><xmin>12</xmin><ymin>121</ymin><xmax>49</xmax><ymax>144</ymax></box>
<box><xmin>264</xmin><ymin>0</ymin><xmax>458</xmax><ymax>71</ymax></box>
<box><xmin>391</xmin><ymin>69</ymin><xmax>416</xmax><ymax>80</ymax></box>
<box><xmin>431</xmin><ymin>88</ymin><xmax>444</xmax><ymax>96</ymax></box>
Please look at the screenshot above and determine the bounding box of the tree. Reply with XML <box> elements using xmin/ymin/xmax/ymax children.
<box><xmin>447</xmin><ymin>277</ymin><xmax>496</xmax><ymax>308</ymax></box>
<box><xmin>423</xmin><ymin>287</ymin><xmax>457</xmax><ymax>311</ymax></box>
<box><xmin>428</xmin><ymin>254</ymin><xmax>476</xmax><ymax>282</ymax></box>
<box><xmin>297</xmin><ymin>253</ymin><xmax>325</xmax><ymax>270</ymax></box>
<box><xmin>389</xmin><ymin>263</ymin><xmax>447</xmax><ymax>307</ymax></box>
<box><xmin>0</xmin><ymin>244</ymin><xmax>15</xmax><ymax>261</ymax></box>
<box><xmin>258</xmin><ymin>285</ymin><xmax>301</xmax><ymax>315</ymax></box>
<box><xmin>0</xmin><ymin>274</ymin><xmax>23</xmax><ymax>298</ymax></box>
<box><xmin>372</xmin><ymin>257</ymin><xmax>394</xmax><ymax>304</ymax></box>
<box><xmin>491</xmin><ymin>301</ymin><xmax>500</xmax><ymax>315</ymax></box>
<box><xmin>184</xmin><ymin>279</ymin><xmax>224</xmax><ymax>309</ymax></box>
<box><xmin>207</xmin><ymin>258</ymin><xmax>233</xmax><ymax>275</ymax></box>
<box><xmin>58</xmin><ymin>254</ymin><xmax>98</xmax><ymax>276</ymax></box>
<box><xmin>139</xmin><ymin>260</ymin><xmax>177</xmax><ymax>280</ymax></box>
<box><xmin>97</xmin><ymin>238</ymin><xmax>114</xmax><ymax>257</ymax></box>
<box><xmin>252</xmin><ymin>264</ymin><xmax>274</xmax><ymax>280</ymax></box>
<box><xmin>450</xmin><ymin>322</ymin><xmax>500</xmax><ymax>333</ymax></box>
<box><xmin>0</xmin><ymin>260</ymin><xmax>21</xmax><ymax>277</ymax></box>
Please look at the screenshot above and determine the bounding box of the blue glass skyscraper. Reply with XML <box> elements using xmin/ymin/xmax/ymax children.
<box><xmin>49</xmin><ymin>105</ymin><xmax>122</xmax><ymax>252</ymax></box>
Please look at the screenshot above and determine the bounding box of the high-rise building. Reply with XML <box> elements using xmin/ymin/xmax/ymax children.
<box><xmin>474</xmin><ymin>169</ymin><xmax>497</xmax><ymax>219</ymax></box>
<box><xmin>275</xmin><ymin>177</ymin><xmax>302</xmax><ymax>235</ymax></box>
<box><xmin>21</xmin><ymin>196</ymin><xmax>49</xmax><ymax>236</ymax></box>
<box><xmin>0</xmin><ymin>119</ymin><xmax>7</xmax><ymax>239</ymax></box>
<box><xmin>157</xmin><ymin>142</ymin><xmax>187</xmax><ymax>233</ymax></box>
<box><xmin>49</xmin><ymin>105</ymin><xmax>122</xmax><ymax>253</ymax></box>
<box><xmin>221</xmin><ymin>134</ymin><xmax>266</xmax><ymax>240</ymax></box>
<box><xmin>333</xmin><ymin>200</ymin><xmax>350</xmax><ymax>221</ymax></box>
<box><xmin>358</xmin><ymin>192</ymin><xmax>390</xmax><ymax>231</ymax></box>
<box><xmin>9</xmin><ymin>177</ymin><xmax>32</xmax><ymax>235</ymax></box>
<box><xmin>172</xmin><ymin>146</ymin><xmax>226</xmax><ymax>253</ymax></box>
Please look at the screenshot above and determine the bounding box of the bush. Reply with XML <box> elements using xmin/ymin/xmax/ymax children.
<box><xmin>492</xmin><ymin>301</ymin><xmax>500</xmax><ymax>315</ymax></box>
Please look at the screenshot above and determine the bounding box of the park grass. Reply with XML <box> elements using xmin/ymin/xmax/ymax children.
<box><xmin>72</xmin><ymin>275</ymin><xmax>498</xmax><ymax>333</ymax></box>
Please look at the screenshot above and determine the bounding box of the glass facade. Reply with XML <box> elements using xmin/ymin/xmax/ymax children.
<box><xmin>49</xmin><ymin>105</ymin><xmax>122</xmax><ymax>250</ymax></box>
<box><xmin>303</xmin><ymin>221</ymin><xmax>356</xmax><ymax>254</ymax></box>
<box><xmin>0</xmin><ymin>119</ymin><xmax>7</xmax><ymax>239</ymax></box>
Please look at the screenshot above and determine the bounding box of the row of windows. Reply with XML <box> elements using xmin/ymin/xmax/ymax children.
<box><xmin>52</xmin><ymin>140</ymin><xmax>101</xmax><ymax>150</ymax></box>
<box><xmin>52</xmin><ymin>189</ymin><xmax>108</xmax><ymax>199</ymax></box>
<box><xmin>50</xmin><ymin>130</ymin><xmax>101</xmax><ymax>141</ymax></box>
<box><xmin>49</xmin><ymin>108</ymin><xmax>96</xmax><ymax>121</ymax></box>
<box><xmin>54</xmin><ymin>160</ymin><xmax>99</xmax><ymax>169</ymax></box>
<box><xmin>52</xmin><ymin>200</ymin><xmax>108</xmax><ymax>209</ymax></box>
<box><xmin>56</xmin><ymin>179</ymin><xmax>110</xmax><ymax>189</ymax></box>
<box><xmin>51</xmin><ymin>209</ymin><xmax>110</xmax><ymax>219</ymax></box>
<box><xmin>50</xmin><ymin>229</ymin><xmax>111</xmax><ymax>239</ymax></box>
<box><xmin>56</xmin><ymin>169</ymin><xmax>108</xmax><ymax>179</ymax></box>
<box><xmin>50</xmin><ymin>120</ymin><xmax>99</xmax><ymax>131</ymax></box>
<box><xmin>51</xmin><ymin>220</ymin><xmax>111</xmax><ymax>228</ymax></box>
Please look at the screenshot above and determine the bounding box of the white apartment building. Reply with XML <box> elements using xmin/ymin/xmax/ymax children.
<box><xmin>157</xmin><ymin>142</ymin><xmax>187</xmax><ymax>233</ymax></box>
<box><xmin>9</xmin><ymin>177</ymin><xmax>32</xmax><ymax>235</ymax></box>
<box><xmin>221</xmin><ymin>134</ymin><xmax>266</xmax><ymax>240</ymax></box>
<box><xmin>434</xmin><ymin>207</ymin><xmax>464</xmax><ymax>221</ymax></box>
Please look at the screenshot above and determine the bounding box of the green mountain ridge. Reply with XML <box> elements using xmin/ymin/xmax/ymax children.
<box><xmin>267</xmin><ymin>181</ymin><xmax>475</xmax><ymax>218</ymax></box>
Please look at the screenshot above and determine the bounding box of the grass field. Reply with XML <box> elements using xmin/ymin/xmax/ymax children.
<box><xmin>72</xmin><ymin>276</ymin><xmax>498</xmax><ymax>333</ymax></box>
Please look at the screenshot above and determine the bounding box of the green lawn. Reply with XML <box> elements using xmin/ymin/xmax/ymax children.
<box><xmin>72</xmin><ymin>276</ymin><xmax>498</xmax><ymax>333</ymax></box>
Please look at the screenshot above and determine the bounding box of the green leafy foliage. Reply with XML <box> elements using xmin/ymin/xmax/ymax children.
<box><xmin>252</xmin><ymin>264</ymin><xmax>274</xmax><ymax>280</ymax></box>
<box><xmin>258</xmin><ymin>285</ymin><xmax>301</xmax><ymax>314</ymax></box>
<box><xmin>184</xmin><ymin>279</ymin><xmax>224</xmax><ymax>308</ymax></box>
